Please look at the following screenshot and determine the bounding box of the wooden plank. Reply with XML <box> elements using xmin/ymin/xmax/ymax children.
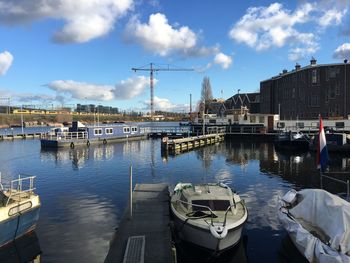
<box><xmin>105</xmin><ymin>184</ymin><xmax>172</xmax><ymax>263</ymax></box>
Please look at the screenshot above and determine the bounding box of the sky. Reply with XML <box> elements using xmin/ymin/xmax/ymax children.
<box><xmin>0</xmin><ymin>0</ymin><xmax>350</xmax><ymax>113</ymax></box>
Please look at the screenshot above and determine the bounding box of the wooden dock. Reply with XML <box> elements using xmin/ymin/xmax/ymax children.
<box><xmin>161</xmin><ymin>133</ymin><xmax>225</xmax><ymax>154</ymax></box>
<box><xmin>104</xmin><ymin>183</ymin><xmax>173</xmax><ymax>263</ymax></box>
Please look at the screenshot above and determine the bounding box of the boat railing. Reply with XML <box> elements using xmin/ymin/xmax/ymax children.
<box><xmin>42</xmin><ymin>131</ymin><xmax>88</xmax><ymax>141</ymax></box>
<box><xmin>5</xmin><ymin>174</ymin><xmax>36</xmax><ymax>206</ymax></box>
<box><xmin>176</xmin><ymin>199</ymin><xmax>236</xmax><ymax>226</ymax></box>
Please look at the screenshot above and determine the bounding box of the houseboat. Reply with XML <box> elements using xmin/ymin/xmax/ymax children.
<box><xmin>41</xmin><ymin>121</ymin><xmax>147</xmax><ymax>148</ymax></box>
<box><xmin>0</xmin><ymin>174</ymin><xmax>41</xmax><ymax>247</ymax></box>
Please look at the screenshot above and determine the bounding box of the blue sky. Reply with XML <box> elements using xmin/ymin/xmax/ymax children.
<box><xmin>0</xmin><ymin>0</ymin><xmax>350</xmax><ymax>112</ymax></box>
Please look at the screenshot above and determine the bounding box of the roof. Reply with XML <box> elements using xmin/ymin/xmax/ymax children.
<box><xmin>261</xmin><ymin>62</ymin><xmax>348</xmax><ymax>83</ymax></box>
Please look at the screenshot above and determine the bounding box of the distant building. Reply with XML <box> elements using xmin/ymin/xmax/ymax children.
<box><xmin>225</xmin><ymin>93</ymin><xmax>260</xmax><ymax>113</ymax></box>
<box><xmin>207</xmin><ymin>99</ymin><xmax>226</xmax><ymax>117</ymax></box>
<box><xmin>76</xmin><ymin>104</ymin><xmax>119</xmax><ymax>114</ymax></box>
<box><xmin>260</xmin><ymin>58</ymin><xmax>350</xmax><ymax>119</ymax></box>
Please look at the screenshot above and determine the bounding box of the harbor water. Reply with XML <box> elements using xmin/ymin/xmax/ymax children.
<box><xmin>0</xmin><ymin>135</ymin><xmax>349</xmax><ymax>262</ymax></box>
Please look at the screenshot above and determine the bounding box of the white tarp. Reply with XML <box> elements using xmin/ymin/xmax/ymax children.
<box><xmin>278</xmin><ymin>189</ymin><xmax>350</xmax><ymax>263</ymax></box>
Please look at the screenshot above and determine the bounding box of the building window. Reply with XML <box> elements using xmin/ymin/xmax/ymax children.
<box><xmin>123</xmin><ymin>127</ymin><xmax>130</xmax><ymax>133</ymax></box>
<box><xmin>105</xmin><ymin>128</ymin><xmax>113</xmax><ymax>134</ymax></box>
<box><xmin>311</xmin><ymin>96</ymin><xmax>319</xmax><ymax>107</ymax></box>
<box><xmin>335</xmin><ymin>82</ymin><xmax>340</xmax><ymax>95</ymax></box>
<box><xmin>312</xmin><ymin>69</ymin><xmax>317</xmax><ymax>84</ymax></box>
<box><xmin>94</xmin><ymin>128</ymin><xmax>102</xmax><ymax>136</ymax></box>
<box><xmin>329</xmin><ymin>86</ymin><xmax>336</xmax><ymax>99</ymax></box>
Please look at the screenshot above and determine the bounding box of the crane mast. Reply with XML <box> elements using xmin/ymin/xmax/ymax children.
<box><xmin>132</xmin><ymin>63</ymin><xmax>193</xmax><ymax>120</ymax></box>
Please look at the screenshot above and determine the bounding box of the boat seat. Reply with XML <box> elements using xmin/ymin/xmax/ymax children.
<box><xmin>123</xmin><ymin>235</ymin><xmax>145</xmax><ymax>263</ymax></box>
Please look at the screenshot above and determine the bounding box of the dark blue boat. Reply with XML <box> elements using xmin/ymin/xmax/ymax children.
<box><xmin>274</xmin><ymin>131</ymin><xmax>310</xmax><ymax>152</ymax></box>
<box><xmin>0</xmin><ymin>174</ymin><xmax>40</xmax><ymax>247</ymax></box>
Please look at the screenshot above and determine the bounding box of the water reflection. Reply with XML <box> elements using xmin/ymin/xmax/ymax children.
<box><xmin>0</xmin><ymin>231</ymin><xmax>41</xmax><ymax>263</ymax></box>
<box><xmin>3</xmin><ymin>138</ymin><xmax>350</xmax><ymax>262</ymax></box>
<box><xmin>177</xmin><ymin>236</ymin><xmax>248</xmax><ymax>263</ymax></box>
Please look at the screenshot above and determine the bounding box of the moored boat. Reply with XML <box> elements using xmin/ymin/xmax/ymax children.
<box><xmin>170</xmin><ymin>183</ymin><xmax>247</xmax><ymax>251</ymax></box>
<box><xmin>274</xmin><ymin>131</ymin><xmax>310</xmax><ymax>152</ymax></box>
<box><xmin>41</xmin><ymin>121</ymin><xmax>146</xmax><ymax>148</ymax></box>
<box><xmin>310</xmin><ymin>133</ymin><xmax>350</xmax><ymax>153</ymax></box>
<box><xmin>278</xmin><ymin>189</ymin><xmax>350</xmax><ymax>263</ymax></box>
<box><xmin>0</xmin><ymin>174</ymin><xmax>41</xmax><ymax>247</ymax></box>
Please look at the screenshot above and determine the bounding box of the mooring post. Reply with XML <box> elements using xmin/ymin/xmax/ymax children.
<box><xmin>129</xmin><ymin>164</ymin><xmax>133</xmax><ymax>219</ymax></box>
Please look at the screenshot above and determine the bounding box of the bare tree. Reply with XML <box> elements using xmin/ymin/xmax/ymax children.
<box><xmin>201</xmin><ymin>76</ymin><xmax>213</xmax><ymax>111</ymax></box>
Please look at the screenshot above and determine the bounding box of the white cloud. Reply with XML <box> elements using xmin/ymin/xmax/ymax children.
<box><xmin>317</xmin><ymin>0</ymin><xmax>349</xmax><ymax>27</ymax></box>
<box><xmin>333</xmin><ymin>43</ymin><xmax>350</xmax><ymax>59</ymax></box>
<box><xmin>319</xmin><ymin>9</ymin><xmax>347</xmax><ymax>27</ymax></box>
<box><xmin>47</xmin><ymin>80</ymin><xmax>115</xmax><ymax>100</ymax></box>
<box><xmin>0</xmin><ymin>51</ymin><xmax>13</xmax><ymax>75</ymax></box>
<box><xmin>228</xmin><ymin>3</ymin><xmax>314</xmax><ymax>51</ymax></box>
<box><xmin>214</xmin><ymin>52</ymin><xmax>232</xmax><ymax>69</ymax></box>
<box><xmin>0</xmin><ymin>0</ymin><xmax>133</xmax><ymax>43</ymax></box>
<box><xmin>46</xmin><ymin>76</ymin><xmax>149</xmax><ymax>101</ymax></box>
<box><xmin>125</xmin><ymin>13</ymin><xmax>197</xmax><ymax>56</ymax></box>
<box><xmin>142</xmin><ymin>96</ymin><xmax>188</xmax><ymax>112</ymax></box>
<box><xmin>113</xmin><ymin>76</ymin><xmax>149</xmax><ymax>99</ymax></box>
<box><xmin>228</xmin><ymin>1</ymin><xmax>348</xmax><ymax>61</ymax></box>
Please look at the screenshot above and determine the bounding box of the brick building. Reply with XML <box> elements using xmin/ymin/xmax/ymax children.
<box><xmin>260</xmin><ymin>58</ymin><xmax>350</xmax><ymax>119</ymax></box>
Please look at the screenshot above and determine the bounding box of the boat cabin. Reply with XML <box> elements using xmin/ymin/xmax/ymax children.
<box><xmin>176</xmin><ymin>184</ymin><xmax>239</xmax><ymax>213</ymax></box>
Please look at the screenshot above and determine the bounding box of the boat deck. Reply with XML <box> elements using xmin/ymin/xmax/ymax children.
<box><xmin>104</xmin><ymin>183</ymin><xmax>173</xmax><ymax>263</ymax></box>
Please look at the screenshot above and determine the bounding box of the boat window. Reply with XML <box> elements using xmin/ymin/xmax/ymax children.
<box><xmin>105</xmin><ymin>128</ymin><xmax>113</xmax><ymax>134</ymax></box>
<box><xmin>296</xmin><ymin>122</ymin><xmax>304</xmax><ymax>129</ymax></box>
<box><xmin>192</xmin><ymin>200</ymin><xmax>231</xmax><ymax>211</ymax></box>
<box><xmin>94</xmin><ymin>128</ymin><xmax>102</xmax><ymax>135</ymax></box>
<box><xmin>9</xmin><ymin>201</ymin><xmax>32</xmax><ymax>216</ymax></box>
<box><xmin>131</xmin><ymin>127</ymin><xmax>138</xmax><ymax>132</ymax></box>
<box><xmin>123</xmin><ymin>127</ymin><xmax>130</xmax><ymax>133</ymax></box>
<box><xmin>336</xmin><ymin>122</ymin><xmax>344</xmax><ymax>128</ymax></box>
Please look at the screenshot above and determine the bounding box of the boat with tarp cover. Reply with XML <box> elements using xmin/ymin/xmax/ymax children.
<box><xmin>170</xmin><ymin>183</ymin><xmax>247</xmax><ymax>251</ymax></box>
<box><xmin>278</xmin><ymin>189</ymin><xmax>350</xmax><ymax>263</ymax></box>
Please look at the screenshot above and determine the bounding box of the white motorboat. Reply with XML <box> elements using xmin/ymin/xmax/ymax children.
<box><xmin>170</xmin><ymin>183</ymin><xmax>248</xmax><ymax>251</ymax></box>
<box><xmin>278</xmin><ymin>189</ymin><xmax>350</xmax><ymax>263</ymax></box>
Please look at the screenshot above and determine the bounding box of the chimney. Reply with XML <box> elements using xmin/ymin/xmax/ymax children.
<box><xmin>310</xmin><ymin>57</ymin><xmax>317</xmax><ymax>66</ymax></box>
<box><xmin>282</xmin><ymin>69</ymin><xmax>288</xmax><ymax>74</ymax></box>
<box><xmin>295</xmin><ymin>63</ymin><xmax>301</xmax><ymax>70</ymax></box>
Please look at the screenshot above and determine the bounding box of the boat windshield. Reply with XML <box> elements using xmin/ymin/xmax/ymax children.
<box><xmin>191</xmin><ymin>200</ymin><xmax>231</xmax><ymax>211</ymax></box>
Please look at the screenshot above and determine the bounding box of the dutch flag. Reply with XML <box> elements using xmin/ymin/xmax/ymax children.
<box><xmin>317</xmin><ymin>115</ymin><xmax>328</xmax><ymax>172</ymax></box>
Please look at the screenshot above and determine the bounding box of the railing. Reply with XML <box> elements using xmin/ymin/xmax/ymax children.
<box><xmin>322</xmin><ymin>172</ymin><xmax>350</xmax><ymax>199</ymax></box>
<box><xmin>143</xmin><ymin>126</ymin><xmax>191</xmax><ymax>134</ymax></box>
<box><xmin>41</xmin><ymin>131</ymin><xmax>88</xmax><ymax>140</ymax></box>
<box><xmin>227</xmin><ymin>126</ymin><xmax>265</xmax><ymax>134</ymax></box>
<box><xmin>5</xmin><ymin>174</ymin><xmax>36</xmax><ymax>206</ymax></box>
<box><xmin>175</xmin><ymin>199</ymin><xmax>237</xmax><ymax>227</ymax></box>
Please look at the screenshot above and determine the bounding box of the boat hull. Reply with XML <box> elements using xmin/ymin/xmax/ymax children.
<box><xmin>173</xmin><ymin>214</ymin><xmax>244</xmax><ymax>251</ymax></box>
<box><xmin>0</xmin><ymin>206</ymin><xmax>40</xmax><ymax>247</ymax></box>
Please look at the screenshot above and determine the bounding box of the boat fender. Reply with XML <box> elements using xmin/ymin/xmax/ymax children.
<box><xmin>103</xmin><ymin>139</ymin><xmax>107</xmax><ymax>144</ymax></box>
<box><xmin>70</xmin><ymin>142</ymin><xmax>74</xmax><ymax>148</ymax></box>
<box><xmin>209</xmin><ymin>225</ymin><xmax>228</xmax><ymax>239</ymax></box>
<box><xmin>87</xmin><ymin>141</ymin><xmax>90</xmax><ymax>147</ymax></box>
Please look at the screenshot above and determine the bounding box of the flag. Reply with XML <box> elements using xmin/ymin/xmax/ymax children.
<box><xmin>316</xmin><ymin>115</ymin><xmax>328</xmax><ymax>171</ymax></box>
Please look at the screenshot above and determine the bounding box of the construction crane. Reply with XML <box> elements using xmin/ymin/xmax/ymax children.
<box><xmin>132</xmin><ymin>63</ymin><xmax>194</xmax><ymax>120</ymax></box>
